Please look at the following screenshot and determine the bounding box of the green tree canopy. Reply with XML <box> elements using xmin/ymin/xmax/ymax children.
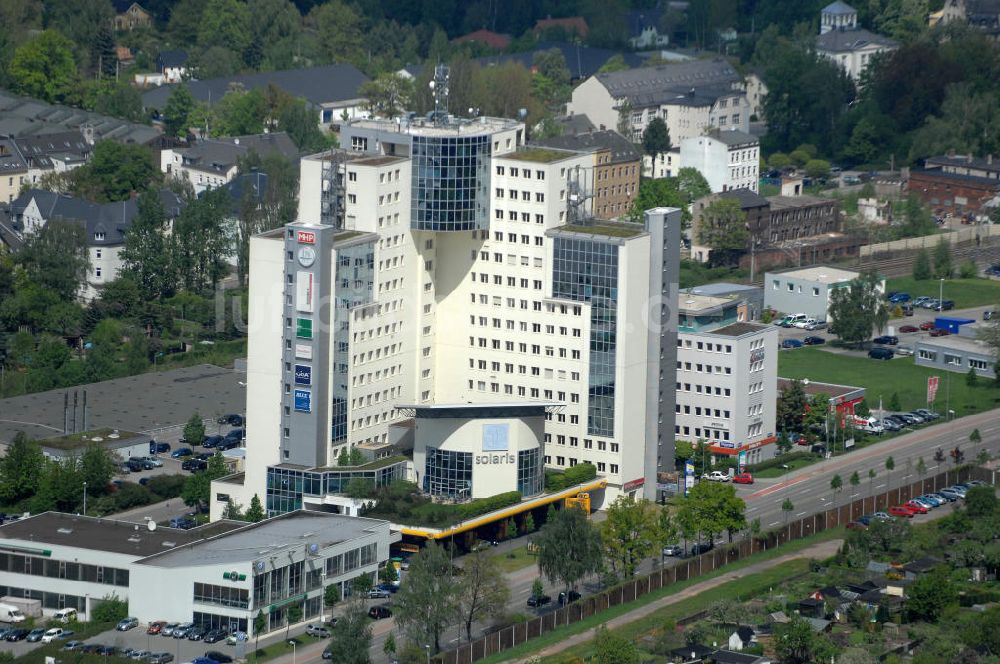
<box><xmin>358</xmin><ymin>73</ymin><xmax>414</xmax><ymax>119</ymax></box>
<box><xmin>907</xmin><ymin>567</ymin><xmax>958</xmax><ymax>621</ymax></box>
<box><xmin>0</xmin><ymin>432</ymin><xmax>45</xmax><ymax>505</ymax></box>
<box><xmin>183</xmin><ymin>413</ymin><xmax>205</xmax><ymax>446</ymax></box>
<box><xmin>16</xmin><ymin>217</ymin><xmax>89</xmax><ymax>302</ymax></box>
<box><xmin>594</xmin><ymin>624</ymin><xmax>639</xmax><ymax>664</ymax></box>
<box><xmin>120</xmin><ymin>191</ymin><xmax>174</xmax><ymax>302</ymax></box>
<box><xmin>695</xmin><ymin>197</ymin><xmax>748</xmax><ymax>267</ymax></box>
<box><xmin>642</xmin><ymin>117</ymin><xmax>671</xmax><ymax>161</ymax></box>
<box><xmin>913</xmin><ymin>248</ymin><xmax>932</xmax><ymax>280</ymax></box>
<box><xmin>325</xmin><ymin>590</ymin><xmax>371</xmax><ymax>664</ymax></box>
<box><xmin>676</xmin><ymin>481</ymin><xmax>746</xmax><ymax>544</ymax></box>
<box><xmin>601</xmin><ymin>495</ymin><xmax>666</xmax><ymax>578</ymax></box>
<box><xmin>9</xmin><ymin>29</ymin><xmax>77</xmax><ymax>103</ymax></box>
<box><xmin>457</xmin><ymin>550</ymin><xmax>510</xmax><ymax>641</ymax></box>
<box><xmin>933</xmin><ymin>236</ymin><xmax>953</xmax><ymax>278</ymax></box>
<box><xmin>776</xmin><ymin>379</ymin><xmax>808</xmax><ymax>433</ymax></box>
<box><xmin>828</xmin><ymin>271</ymin><xmax>889</xmax><ymax>347</ymax></box>
<box><xmin>773</xmin><ymin>616</ymin><xmax>836</xmax><ymax>664</ymax></box>
<box><xmin>536</xmin><ymin>505</ymin><xmax>603</xmax><ymax>591</ymax></box>
<box><xmin>164</xmin><ymin>84</ymin><xmax>195</xmax><ymax>138</ymax></box>
<box><xmin>393</xmin><ymin>542</ymin><xmax>460</xmax><ymax>653</ymax></box>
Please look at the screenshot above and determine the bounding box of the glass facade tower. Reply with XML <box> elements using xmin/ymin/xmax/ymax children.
<box><xmin>410</xmin><ymin>134</ymin><xmax>491</xmax><ymax>231</ymax></box>
<box><xmin>551</xmin><ymin>237</ymin><xmax>620</xmax><ymax>438</ymax></box>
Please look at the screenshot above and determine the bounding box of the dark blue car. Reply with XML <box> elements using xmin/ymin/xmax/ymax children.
<box><xmin>171</xmin><ymin>447</ymin><xmax>193</xmax><ymax>459</ymax></box>
<box><xmin>781</xmin><ymin>339</ymin><xmax>803</xmax><ymax>349</ymax></box>
<box><xmin>888</xmin><ymin>292</ymin><xmax>910</xmax><ymax>303</ymax></box>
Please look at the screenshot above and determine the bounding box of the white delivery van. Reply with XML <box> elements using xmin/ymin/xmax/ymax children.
<box><xmin>0</xmin><ymin>603</ymin><xmax>26</xmax><ymax>623</ymax></box>
<box><xmin>53</xmin><ymin>608</ymin><xmax>78</xmax><ymax>623</ymax></box>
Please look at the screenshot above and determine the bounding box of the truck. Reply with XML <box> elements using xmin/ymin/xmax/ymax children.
<box><xmin>851</xmin><ymin>416</ymin><xmax>884</xmax><ymax>434</ymax></box>
<box><xmin>0</xmin><ymin>603</ymin><xmax>27</xmax><ymax>623</ymax></box>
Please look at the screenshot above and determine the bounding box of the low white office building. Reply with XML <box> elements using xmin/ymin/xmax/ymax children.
<box><xmin>675</xmin><ymin>294</ymin><xmax>778</xmax><ymax>465</ymax></box>
<box><xmin>0</xmin><ymin>511</ymin><xmax>394</xmax><ymax>636</ymax></box>
<box><xmin>764</xmin><ymin>266</ymin><xmax>879</xmax><ymax>321</ymax></box>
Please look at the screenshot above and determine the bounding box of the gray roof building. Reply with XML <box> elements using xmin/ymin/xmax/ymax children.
<box><xmin>174</xmin><ymin>133</ymin><xmax>299</xmax><ymax>176</ymax></box>
<box><xmin>815</xmin><ymin>27</ymin><xmax>897</xmax><ymax>53</ymax></box>
<box><xmin>12</xmin><ymin>131</ymin><xmax>91</xmax><ymax>170</ymax></box>
<box><xmin>9</xmin><ymin>188</ymin><xmax>185</xmax><ymax>247</ymax></box>
<box><xmin>531</xmin><ymin>129</ymin><xmax>640</xmax><ymax>165</ymax></box>
<box><xmin>0</xmin><ymin>137</ymin><xmax>28</xmax><ymax>177</ymax></box>
<box><xmin>0</xmin><ymin>89</ymin><xmax>160</xmax><ymax>145</ymax></box>
<box><xmin>141</xmin><ymin>63</ymin><xmax>369</xmax><ymax>112</ymax></box>
<box><xmin>594</xmin><ymin>58</ymin><xmax>742</xmax><ymax>107</ymax></box>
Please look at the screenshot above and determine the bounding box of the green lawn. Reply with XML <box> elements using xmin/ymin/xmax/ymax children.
<box><xmin>476</xmin><ymin>528</ymin><xmax>845</xmax><ymax>664</ymax></box>
<box><xmin>754</xmin><ymin>454</ymin><xmax>819</xmax><ymax>478</ymax></box>
<box><xmin>885</xmin><ymin>276</ymin><xmax>1000</xmax><ymax>310</ymax></box>
<box><xmin>779</xmin><ymin>347</ymin><xmax>1000</xmax><ymax>415</ymax></box>
<box><xmin>493</xmin><ymin>545</ymin><xmax>538</xmax><ymax>573</ymax></box>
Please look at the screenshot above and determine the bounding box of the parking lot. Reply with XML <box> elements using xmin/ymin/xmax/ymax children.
<box><xmin>775</xmin><ymin>302</ymin><xmax>988</xmax><ymax>357</ymax></box>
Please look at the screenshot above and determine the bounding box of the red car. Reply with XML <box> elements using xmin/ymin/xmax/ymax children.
<box><xmin>846</xmin><ymin>521</ymin><xmax>868</xmax><ymax>530</ymax></box>
<box><xmin>905</xmin><ymin>500</ymin><xmax>929</xmax><ymax>514</ymax></box>
<box><xmin>929</xmin><ymin>328</ymin><xmax>950</xmax><ymax>337</ymax></box>
<box><xmin>899</xmin><ymin>325</ymin><xmax>918</xmax><ymax>333</ymax></box>
<box><xmin>889</xmin><ymin>505</ymin><xmax>915</xmax><ymax>518</ymax></box>
<box><xmin>732</xmin><ymin>473</ymin><xmax>754</xmax><ymax>484</ymax></box>
<box><xmin>919</xmin><ymin>321</ymin><xmax>936</xmax><ymax>331</ymax></box>
<box><xmin>147</xmin><ymin>621</ymin><xmax>166</xmax><ymax>635</ymax></box>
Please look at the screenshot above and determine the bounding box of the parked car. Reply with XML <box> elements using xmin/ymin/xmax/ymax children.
<box><xmin>928</xmin><ymin>491</ymin><xmax>955</xmax><ymax>503</ymax></box>
<box><xmin>527</xmin><ymin>595</ymin><xmax>551</xmax><ymax>608</ymax></box>
<box><xmin>224</xmin><ymin>428</ymin><xmax>245</xmax><ymax>442</ymax></box>
<box><xmin>217</xmin><ymin>414</ymin><xmax>244</xmax><ymax>426</ymax></box>
<box><xmin>846</xmin><ymin>521</ymin><xmax>868</xmax><ymax>531</ymax></box>
<box><xmin>921</xmin><ymin>298</ymin><xmax>940</xmax><ymax>309</ymax></box>
<box><xmin>690</xmin><ymin>542</ymin><xmax>714</xmax><ymax>556</ymax></box>
<box><xmin>375</xmin><ymin>583</ymin><xmax>398</xmax><ymax>594</ymax></box>
<box><xmin>187</xmin><ymin>626</ymin><xmax>208</xmax><ymax>641</ymax></box>
<box><xmin>919</xmin><ymin>494</ymin><xmax>945</xmax><ymax>507</ymax></box>
<box><xmin>201</xmin><ymin>435</ymin><xmax>224</xmax><ymax>449</ymax></box>
<box><xmin>732</xmin><ymin>473</ymin><xmax>754</xmax><ymax>484</ymax></box>
<box><xmin>117</xmin><ymin>617</ymin><xmax>139</xmax><ymax>631</ymax></box>
<box><xmin>182</xmin><ymin>458</ymin><xmax>208</xmax><ymax>472</ymax></box>
<box><xmin>147</xmin><ymin>622</ymin><xmax>166</xmax><ymax>635</ymax></box>
<box><xmin>929</xmin><ymin>327</ymin><xmax>950</xmax><ymax>337</ymax></box>
<box><xmin>802</xmin><ymin>336</ymin><xmax>825</xmax><ymax>345</ymax></box>
<box><xmin>161</xmin><ymin>623</ymin><xmax>179</xmax><ymax>637</ymax></box>
<box><xmin>889</xmin><ymin>506</ymin><xmax>915</xmax><ymax>517</ymax></box>
<box><xmin>793</xmin><ymin>318</ymin><xmax>817</xmax><ymax>329</ymax></box>
<box><xmin>805</xmin><ymin>320</ymin><xmax>827</xmax><ymax>330</ymax></box>
<box><xmin>906</xmin><ymin>412</ymin><xmax>926</xmax><ymax>424</ymax></box>
<box><xmin>919</xmin><ymin>321</ymin><xmax>936</xmax><ymax>331</ymax></box>
<box><xmin>148</xmin><ymin>653</ymin><xmax>174</xmax><ymax>664</ymax></box>
<box><xmin>205</xmin><ymin>652</ymin><xmax>233</xmax><ymax>663</ymax></box>
<box><xmin>905</xmin><ymin>500</ymin><xmax>929</xmax><ymax>514</ymax></box>
<box><xmin>873</xmin><ymin>335</ymin><xmax>899</xmax><ymax>345</ymax></box>
<box><xmin>897</xmin><ymin>413</ymin><xmax>920</xmax><ymax>425</ymax></box>
<box><xmin>558</xmin><ymin>590</ymin><xmax>582</xmax><ymax>605</ymax></box>
<box><xmin>662</xmin><ymin>544</ymin><xmax>684</xmax><ymax>557</ymax></box>
<box><xmin>306</xmin><ymin>624</ymin><xmax>331</xmax><ymax>638</ymax></box>
<box><xmin>888</xmin><ymin>292</ymin><xmax>910</xmax><ymax>303</ymax></box>
<box><xmin>203</xmin><ymin>629</ymin><xmax>227</xmax><ymax>644</ymax></box>
<box><xmin>913</xmin><ymin>296</ymin><xmax>933</xmax><ymax>307</ymax></box>
<box><xmin>170</xmin><ymin>447</ymin><xmax>193</xmax><ymax>459</ymax></box>
<box><xmin>142</xmin><ymin>457</ymin><xmax>163</xmax><ymax>470</ymax></box>
<box><xmin>169</xmin><ymin>517</ymin><xmax>197</xmax><ymax>529</ymax></box>
<box><xmin>62</xmin><ymin>640</ymin><xmax>84</xmax><ymax>651</ymax></box>
<box><xmin>5</xmin><ymin>629</ymin><xmax>29</xmax><ymax>641</ymax></box>
<box><xmin>130</xmin><ymin>651</ymin><xmax>152</xmax><ymax>661</ymax></box>
<box><xmin>899</xmin><ymin>325</ymin><xmax>918</xmax><ymax>333</ymax></box>
<box><xmin>871</xmin><ymin>512</ymin><xmax>892</xmax><ymax>522</ymax></box>
<box><xmin>41</xmin><ymin>628</ymin><xmax>67</xmax><ymax>643</ymax></box>
<box><xmin>913</xmin><ymin>408</ymin><xmax>939</xmax><ymax>420</ymax></box>
<box><xmin>701</xmin><ymin>470</ymin><xmax>730</xmax><ymax>482</ymax></box>
<box><xmin>368</xmin><ymin>606</ymin><xmax>393</xmax><ymax>619</ymax></box>
<box><xmin>97</xmin><ymin>646</ymin><xmax>118</xmax><ymax>655</ymax></box>
<box><xmin>150</xmin><ymin>441</ymin><xmax>171</xmax><ymax>454</ymax></box>
<box><xmin>368</xmin><ymin>588</ymin><xmax>391</xmax><ymax>599</ymax></box>
<box><xmin>868</xmin><ymin>347</ymin><xmax>894</xmax><ymax>360</ymax></box>
<box><xmin>935</xmin><ymin>299</ymin><xmax>955</xmax><ymax>311</ymax></box>
<box><xmin>172</xmin><ymin>623</ymin><xmax>194</xmax><ymax>638</ymax></box>
<box><xmin>26</xmin><ymin>628</ymin><xmax>47</xmax><ymax>642</ymax></box>
<box><xmin>879</xmin><ymin>418</ymin><xmax>900</xmax><ymax>431</ymax></box>
<box><xmin>938</xmin><ymin>488</ymin><xmax>962</xmax><ymax>501</ymax></box>
<box><xmin>322</xmin><ymin>647</ymin><xmax>333</xmax><ymax>660</ymax></box>
<box><xmin>781</xmin><ymin>339</ymin><xmax>804</xmax><ymax>349</ymax></box>
<box><xmin>225</xmin><ymin>632</ymin><xmax>248</xmax><ymax>646</ymax></box>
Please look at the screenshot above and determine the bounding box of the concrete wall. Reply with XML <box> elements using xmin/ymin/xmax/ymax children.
<box><xmin>860</xmin><ymin>224</ymin><xmax>1000</xmax><ymax>257</ymax></box>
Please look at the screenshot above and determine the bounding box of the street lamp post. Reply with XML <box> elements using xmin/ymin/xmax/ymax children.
<box><xmin>82</xmin><ymin>481</ymin><xmax>87</xmax><ymax>515</ymax></box>
<box><xmin>424</xmin><ymin>644</ymin><xmax>431</xmax><ymax>664</ymax></box>
<box><xmin>289</xmin><ymin>641</ymin><xmax>296</xmax><ymax>664</ymax></box>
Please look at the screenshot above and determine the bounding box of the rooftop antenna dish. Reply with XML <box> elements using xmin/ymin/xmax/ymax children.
<box><xmin>147</xmin><ymin>520</ymin><xmax>157</xmax><ymax>532</ymax></box>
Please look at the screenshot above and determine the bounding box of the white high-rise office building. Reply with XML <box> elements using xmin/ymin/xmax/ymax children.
<box><xmin>213</xmin><ymin>104</ymin><xmax>682</xmax><ymax>520</ymax></box>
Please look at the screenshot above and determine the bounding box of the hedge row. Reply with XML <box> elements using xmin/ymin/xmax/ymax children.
<box><xmin>746</xmin><ymin>451</ymin><xmax>819</xmax><ymax>473</ymax></box>
<box><xmin>545</xmin><ymin>463</ymin><xmax>597</xmax><ymax>492</ymax></box>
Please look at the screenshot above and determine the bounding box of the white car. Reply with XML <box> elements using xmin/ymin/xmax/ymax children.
<box><xmin>701</xmin><ymin>471</ymin><xmax>731</xmax><ymax>482</ymax></box>
<box><xmin>41</xmin><ymin>628</ymin><xmax>65</xmax><ymax>643</ymax></box>
<box><xmin>793</xmin><ymin>318</ymin><xmax>817</xmax><ymax>329</ymax></box>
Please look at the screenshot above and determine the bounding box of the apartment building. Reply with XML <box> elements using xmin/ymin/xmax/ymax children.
<box><xmin>675</xmin><ymin>294</ymin><xmax>778</xmax><ymax>465</ymax></box>
<box><xmin>567</xmin><ymin>59</ymin><xmax>750</xmax><ymax>144</ymax></box>
<box><xmin>214</xmin><ymin>112</ymin><xmax>682</xmax><ymax>518</ymax></box>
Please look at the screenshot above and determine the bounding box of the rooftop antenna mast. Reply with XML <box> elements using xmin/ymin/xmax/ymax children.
<box><xmin>430</xmin><ymin>64</ymin><xmax>450</xmax><ymax>124</ymax></box>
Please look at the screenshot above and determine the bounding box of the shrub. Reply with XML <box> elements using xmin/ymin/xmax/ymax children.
<box><xmin>747</xmin><ymin>451</ymin><xmax>818</xmax><ymax>473</ymax></box>
<box><xmin>960</xmin><ymin>260</ymin><xmax>978</xmax><ymax>279</ymax></box>
<box><xmin>545</xmin><ymin>462</ymin><xmax>597</xmax><ymax>491</ymax></box>
<box><xmin>91</xmin><ymin>594</ymin><xmax>128</xmax><ymax>623</ymax></box>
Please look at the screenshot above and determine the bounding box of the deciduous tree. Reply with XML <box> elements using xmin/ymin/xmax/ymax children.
<box><xmin>535</xmin><ymin>505</ymin><xmax>603</xmax><ymax>593</ymax></box>
<box><xmin>907</xmin><ymin>567</ymin><xmax>958</xmax><ymax>621</ymax></box>
<box><xmin>0</xmin><ymin>431</ymin><xmax>44</xmax><ymax>504</ymax></box>
<box><xmin>9</xmin><ymin>29</ymin><xmax>77</xmax><ymax>102</ymax></box>
<box><xmin>457</xmin><ymin>550</ymin><xmax>510</xmax><ymax>641</ymax></box>
<box><xmin>393</xmin><ymin>543</ymin><xmax>460</xmax><ymax>653</ymax></box>
<box><xmin>695</xmin><ymin>197</ymin><xmax>748</xmax><ymax>267</ymax></box>
<box><xmin>828</xmin><ymin>271</ymin><xmax>889</xmax><ymax>348</ymax></box>
<box><xmin>594</xmin><ymin>624</ymin><xmax>639</xmax><ymax>664</ymax></box>
<box><xmin>933</xmin><ymin>236</ymin><xmax>953</xmax><ymax>278</ymax></box>
<box><xmin>601</xmin><ymin>496</ymin><xmax>666</xmax><ymax>578</ymax></box>
<box><xmin>325</xmin><ymin>591</ymin><xmax>371</xmax><ymax>664</ymax></box>
<box><xmin>359</xmin><ymin>73</ymin><xmax>414</xmax><ymax>119</ymax></box>
<box><xmin>913</xmin><ymin>248</ymin><xmax>932</xmax><ymax>280</ymax></box>
<box><xmin>642</xmin><ymin>117</ymin><xmax>671</xmax><ymax>164</ymax></box>
<box><xmin>183</xmin><ymin>413</ymin><xmax>205</xmax><ymax>447</ymax></box>
<box><xmin>776</xmin><ymin>379</ymin><xmax>807</xmax><ymax>433</ymax></box>
<box><xmin>774</xmin><ymin>616</ymin><xmax>836</xmax><ymax>664</ymax></box>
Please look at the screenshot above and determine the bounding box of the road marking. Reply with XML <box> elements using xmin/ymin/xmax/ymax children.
<box><xmin>850</xmin><ymin>493</ymin><xmax>859</xmax><ymax>498</ymax></box>
<box><xmin>796</xmin><ymin>511</ymin><xmax>807</xmax><ymax>516</ymax></box>
<box><xmin>769</xmin><ymin>521</ymin><xmax>780</xmax><ymax>526</ymax></box>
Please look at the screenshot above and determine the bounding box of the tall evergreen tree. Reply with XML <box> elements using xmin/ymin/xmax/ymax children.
<box><xmin>120</xmin><ymin>191</ymin><xmax>174</xmax><ymax>301</ymax></box>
